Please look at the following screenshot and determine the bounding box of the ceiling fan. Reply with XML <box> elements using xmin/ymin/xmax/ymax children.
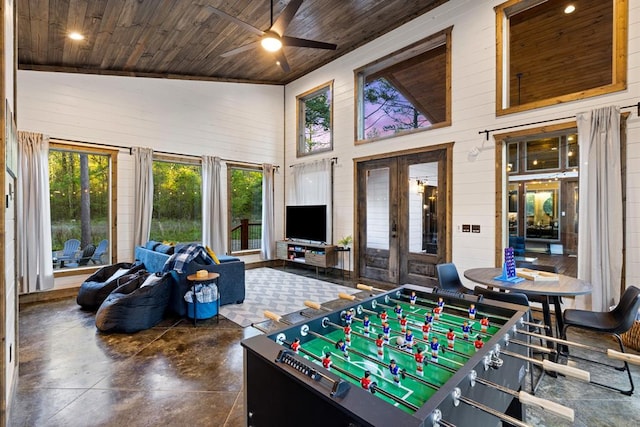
<box><xmin>207</xmin><ymin>0</ymin><xmax>338</xmax><ymax>73</ymax></box>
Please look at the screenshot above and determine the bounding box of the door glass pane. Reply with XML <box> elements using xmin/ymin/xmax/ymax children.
<box><xmin>409</xmin><ymin>162</ymin><xmax>438</xmax><ymax>254</ymax></box>
<box><xmin>525</xmin><ymin>138</ymin><xmax>560</xmax><ymax>171</ymax></box>
<box><xmin>366</xmin><ymin>168</ymin><xmax>389</xmax><ymax>250</ymax></box>
<box><xmin>525</xmin><ymin>182</ymin><xmax>560</xmax><ymax>240</ymax></box>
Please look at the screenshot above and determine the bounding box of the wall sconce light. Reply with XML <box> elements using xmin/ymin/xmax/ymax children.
<box><xmin>417</xmin><ymin>179</ymin><xmax>425</xmax><ymax>194</ymax></box>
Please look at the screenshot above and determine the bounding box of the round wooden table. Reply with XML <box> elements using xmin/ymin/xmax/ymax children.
<box><xmin>186</xmin><ymin>272</ymin><xmax>220</xmax><ymax>326</ymax></box>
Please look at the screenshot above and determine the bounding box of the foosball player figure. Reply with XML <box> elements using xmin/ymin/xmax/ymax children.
<box><xmin>382</xmin><ymin>322</ymin><xmax>391</xmax><ymax>343</ymax></box>
<box><xmin>480</xmin><ymin>316</ymin><xmax>489</xmax><ymax>333</ymax></box>
<box><xmin>291</xmin><ymin>338</ymin><xmax>301</xmax><ymax>354</ymax></box>
<box><xmin>376</xmin><ymin>333</ymin><xmax>385</xmax><ymax>359</ymax></box>
<box><xmin>437</xmin><ymin>296</ymin><xmax>445</xmax><ymax>310</ymax></box>
<box><xmin>461</xmin><ymin>320</ymin><xmax>472</xmax><ymax>340</ymax></box>
<box><xmin>446</xmin><ymin>328</ymin><xmax>456</xmax><ymax>349</ymax></box>
<box><xmin>389</xmin><ymin>359</ymin><xmax>401</xmax><ymax>386</ymax></box>
<box><xmin>425</xmin><ymin>311</ymin><xmax>434</xmax><ymax>325</ymax></box>
<box><xmin>468</xmin><ymin>303</ymin><xmax>477</xmax><ymax>320</ymax></box>
<box><xmin>414</xmin><ymin>347</ymin><xmax>425</xmax><ymax>376</ymax></box>
<box><xmin>363</xmin><ymin>314</ymin><xmax>371</xmax><ymax>336</ymax></box>
<box><xmin>422</xmin><ymin>320</ymin><xmax>431</xmax><ymax>340</ymax></box>
<box><xmin>410</xmin><ymin>291</ymin><xmax>417</xmax><ymax>305</ymax></box>
<box><xmin>360</xmin><ymin>370</ymin><xmax>377</xmax><ymax>394</ymax></box>
<box><xmin>434</xmin><ymin>304</ymin><xmax>443</xmax><ymax>321</ymax></box>
<box><xmin>344</xmin><ymin>324</ymin><xmax>352</xmax><ymax>346</ymax></box>
<box><xmin>400</xmin><ymin>314</ymin><xmax>408</xmax><ymax>334</ymax></box>
<box><xmin>394</xmin><ymin>303</ymin><xmax>403</xmax><ymax>320</ymax></box>
<box><xmin>405</xmin><ymin>329</ymin><xmax>414</xmax><ymax>352</ymax></box>
<box><xmin>344</xmin><ymin>309</ymin><xmax>353</xmax><ymax>325</ymax></box>
<box><xmin>379</xmin><ymin>309</ymin><xmax>388</xmax><ymax>322</ymax></box>
<box><xmin>474</xmin><ymin>335</ymin><xmax>484</xmax><ymax>351</ymax></box>
<box><xmin>322</xmin><ymin>352</ymin><xmax>332</xmax><ymax>369</ymax></box>
<box><xmin>335</xmin><ymin>339</ymin><xmax>349</xmax><ymax>360</ymax></box>
<box><xmin>430</xmin><ymin>337</ymin><xmax>440</xmax><ymax>363</ymax></box>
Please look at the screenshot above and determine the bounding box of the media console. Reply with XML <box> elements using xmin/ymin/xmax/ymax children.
<box><xmin>276</xmin><ymin>240</ymin><xmax>337</xmax><ymax>272</ymax></box>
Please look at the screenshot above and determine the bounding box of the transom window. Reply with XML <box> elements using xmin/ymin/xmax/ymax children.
<box><xmin>496</xmin><ymin>0</ymin><xmax>627</xmax><ymax>115</ymax></box>
<box><xmin>297</xmin><ymin>81</ymin><xmax>333</xmax><ymax>157</ymax></box>
<box><xmin>228</xmin><ymin>165</ymin><xmax>263</xmax><ymax>254</ymax></box>
<box><xmin>355</xmin><ymin>27</ymin><xmax>452</xmax><ymax>142</ymax></box>
<box><xmin>151</xmin><ymin>158</ymin><xmax>202</xmax><ymax>243</ymax></box>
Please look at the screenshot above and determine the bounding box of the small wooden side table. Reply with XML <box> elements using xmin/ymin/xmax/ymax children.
<box><xmin>186</xmin><ymin>272</ymin><xmax>220</xmax><ymax>327</ymax></box>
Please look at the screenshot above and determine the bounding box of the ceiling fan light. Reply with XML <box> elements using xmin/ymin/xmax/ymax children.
<box><xmin>261</xmin><ymin>36</ymin><xmax>282</xmax><ymax>52</ymax></box>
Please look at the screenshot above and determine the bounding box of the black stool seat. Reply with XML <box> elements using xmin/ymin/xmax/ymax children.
<box><xmin>563</xmin><ymin>310</ymin><xmax>622</xmax><ymax>333</ymax></box>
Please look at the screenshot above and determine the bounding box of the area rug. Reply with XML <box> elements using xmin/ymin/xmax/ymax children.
<box><xmin>220</xmin><ymin>267</ymin><xmax>359</xmax><ymax>327</ymax></box>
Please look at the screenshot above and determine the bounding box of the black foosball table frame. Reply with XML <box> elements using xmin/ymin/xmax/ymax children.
<box><xmin>242</xmin><ymin>285</ymin><xmax>530</xmax><ymax>427</ymax></box>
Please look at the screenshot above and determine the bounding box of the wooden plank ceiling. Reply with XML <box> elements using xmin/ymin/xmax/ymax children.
<box><xmin>18</xmin><ymin>0</ymin><xmax>448</xmax><ymax>85</ymax></box>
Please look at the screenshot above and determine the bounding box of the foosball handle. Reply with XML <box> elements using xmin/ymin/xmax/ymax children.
<box><xmin>338</xmin><ymin>292</ymin><xmax>356</xmax><ymax>301</ymax></box>
<box><xmin>607</xmin><ymin>349</ymin><xmax>640</xmax><ymax>365</ymax></box>
<box><xmin>356</xmin><ymin>284</ymin><xmax>374</xmax><ymax>291</ymax></box>
<box><xmin>304</xmin><ymin>300</ymin><xmax>322</xmax><ymax>310</ymax></box>
<box><xmin>264</xmin><ymin>310</ymin><xmax>282</xmax><ymax>323</ymax></box>
<box><xmin>542</xmin><ymin>359</ymin><xmax>590</xmax><ymax>381</ymax></box>
<box><xmin>518</xmin><ymin>391</ymin><xmax>575</xmax><ymax>422</ymax></box>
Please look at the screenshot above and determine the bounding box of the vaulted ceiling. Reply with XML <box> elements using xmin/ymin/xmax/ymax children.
<box><xmin>17</xmin><ymin>0</ymin><xmax>448</xmax><ymax>85</ymax></box>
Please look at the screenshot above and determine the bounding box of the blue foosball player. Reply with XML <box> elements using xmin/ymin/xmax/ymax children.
<box><xmin>410</xmin><ymin>291</ymin><xmax>417</xmax><ymax>305</ymax></box>
<box><xmin>389</xmin><ymin>359</ymin><xmax>402</xmax><ymax>385</ymax></box>
<box><xmin>363</xmin><ymin>315</ymin><xmax>371</xmax><ymax>336</ymax></box>
<box><xmin>394</xmin><ymin>304</ymin><xmax>403</xmax><ymax>320</ymax></box>
<box><xmin>462</xmin><ymin>321</ymin><xmax>472</xmax><ymax>340</ymax></box>
<box><xmin>430</xmin><ymin>337</ymin><xmax>440</xmax><ymax>362</ymax></box>
<box><xmin>335</xmin><ymin>339</ymin><xmax>349</xmax><ymax>360</ymax></box>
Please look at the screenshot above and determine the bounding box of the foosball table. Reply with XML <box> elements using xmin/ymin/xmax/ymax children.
<box><xmin>242</xmin><ymin>284</ymin><xmax>575</xmax><ymax>427</ymax></box>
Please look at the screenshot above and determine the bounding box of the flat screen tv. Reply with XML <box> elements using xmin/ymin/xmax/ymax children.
<box><xmin>286</xmin><ymin>205</ymin><xmax>327</xmax><ymax>243</ymax></box>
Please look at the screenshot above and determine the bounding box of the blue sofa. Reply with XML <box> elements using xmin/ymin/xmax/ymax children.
<box><xmin>134</xmin><ymin>243</ymin><xmax>245</xmax><ymax>316</ymax></box>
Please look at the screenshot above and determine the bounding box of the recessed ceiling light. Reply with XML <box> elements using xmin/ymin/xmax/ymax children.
<box><xmin>68</xmin><ymin>32</ymin><xmax>85</xmax><ymax>41</ymax></box>
<box><xmin>564</xmin><ymin>4</ymin><xmax>576</xmax><ymax>14</ymax></box>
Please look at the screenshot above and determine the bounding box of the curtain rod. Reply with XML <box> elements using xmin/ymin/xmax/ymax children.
<box><xmin>289</xmin><ymin>157</ymin><xmax>338</xmax><ymax>168</ymax></box>
<box><xmin>51</xmin><ymin>137</ymin><xmax>279</xmax><ymax>169</ymax></box>
<box><xmin>478</xmin><ymin>101</ymin><xmax>640</xmax><ymax>140</ymax></box>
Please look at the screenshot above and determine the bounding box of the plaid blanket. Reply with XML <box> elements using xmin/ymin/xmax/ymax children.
<box><xmin>162</xmin><ymin>244</ymin><xmax>211</xmax><ymax>274</ymax></box>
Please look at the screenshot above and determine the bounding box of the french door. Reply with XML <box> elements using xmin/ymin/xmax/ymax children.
<box><xmin>356</xmin><ymin>147</ymin><xmax>451</xmax><ymax>287</ymax></box>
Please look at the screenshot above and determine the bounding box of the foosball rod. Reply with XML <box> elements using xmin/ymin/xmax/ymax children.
<box><xmin>497</xmin><ymin>347</ymin><xmax>590</xmax><ymax>381</ymax></box>
<box><xmin>516</xmin><ymin>329</ymin><xmax>640</xmax><ymax>366</ymax></box>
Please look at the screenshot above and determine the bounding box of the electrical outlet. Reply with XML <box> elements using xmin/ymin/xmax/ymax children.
<box><xmin>462</xmin><ymin>224</ymin><xmax>471</xmax><ymax>232</ymax></box>
<box><xmin>472</xmin><ymin>225</ymin><xmax>481</xmax><ymax>233</ymax></box>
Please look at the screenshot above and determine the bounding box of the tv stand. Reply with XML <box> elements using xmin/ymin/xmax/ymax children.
<box><xmin>276</xmin><ymin>241</ymin><xmax>337</xmax><ymax>272</ymax></box>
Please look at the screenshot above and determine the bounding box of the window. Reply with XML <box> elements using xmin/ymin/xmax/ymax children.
<box><xmin>355</xmin><ymin>27</ymin><xmax>452</xmax><ymax>142</ymax></box>
<box><xmin>49</xmin><ymin>143</ymin><xmax>116</xmax><ymax>270</ymax></box>
<box><xmin>297</xmin><ymin>81</ymin><xmax>333</xmax><ymax>157</ymax></box>
<box><xmin>496</xmin><ymin>0</ymin><xmax>627</xmax><ymax>115</ymax></box>
<box><xmin>525</xmin><ymin>138</ymin><xmax>560</xmax><ymax>171</ymax></box>
<box><xmin>151</xmin><ymin>159</ymin><xmax>202</xmax><ymax>243</ymax></box>
<box><xmin>507</xmin><ymin>142</ymin><xmax>519</xmax><ymax>173</ymax></box>
<box><xmin>228</xmin><ymin>165</ymin><xmax>263</xmax><ymax>254</ymax></box>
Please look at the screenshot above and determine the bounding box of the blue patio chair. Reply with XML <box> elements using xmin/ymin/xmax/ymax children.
<box><xmin>91</xmin><ymin>239</ymin><xmax>109</xmax><ymax>264</ymax></box>
<box><xmin>57</xmin><ymin>239</ymin><xmax>81</xmax><ymax>265</ymax></box>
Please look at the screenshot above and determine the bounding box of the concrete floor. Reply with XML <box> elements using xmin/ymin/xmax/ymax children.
<box><xmin>9</xmin><ymin>271</ymin><xmax>640</xmax><ymax>426</ymax></box>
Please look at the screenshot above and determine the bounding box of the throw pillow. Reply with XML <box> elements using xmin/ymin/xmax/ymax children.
<box><xmin>205</xmin><ymin>246</ymin><xmax>221</xmax><ymax>264</ymax></box>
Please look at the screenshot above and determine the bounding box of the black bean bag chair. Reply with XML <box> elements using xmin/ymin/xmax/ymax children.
<box><xmin>95</xmin><ymin>271</ymin><xmax>172</xmax><ymax>333</ymax></box>
<box><xmin>76</xmin><ymin>262</ymin><xmax>146</xmax><ymax>310</ymax></box>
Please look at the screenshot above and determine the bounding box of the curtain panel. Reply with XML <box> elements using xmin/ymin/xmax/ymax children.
<box><xmin>202</xmin><ymin>155</ymin><xmax>227</xmax><ymax>254</ymax></box>
<box><xmin>132</xmin><ymin>147</ymin><xmax>154</xmax><ymax>250</ymax></box>
<box><xmin>261</xmin><ymin>164</ymin><xmax>275</xmax><ymax>260</ymax></box>
<box><xmin>289</xmin><ymin>158</ymin><xmax>333</xmax><ymax>243</ymax></box>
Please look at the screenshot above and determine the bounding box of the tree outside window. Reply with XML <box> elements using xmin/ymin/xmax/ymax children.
<box><xmin>297</xmin><ymin>82</ymin><xmax>333</xmax><ymax>157</ymax></box>
<box><xmin>228</xmin><ymin>166</ymin><xmax>263</xmax><ymax>253</ymax></box>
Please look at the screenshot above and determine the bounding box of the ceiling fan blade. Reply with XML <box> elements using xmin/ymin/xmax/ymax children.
<box><xmin>282</xmin><ymin>36</ymin><xmax>337</xmax><ymax>50</ymax></box>
<box><xmin>270</xmin><ymin>0</ymin><xmax>304</xmax><ymax>37</ymax></box>
<box><xmin>271</xmin><ymin>49</ymin><xmax>291</xmax><ymax>73</ymax></box>
<box><xmin>221</xmin><ymin>41</ymin><xmax>261</xmax><ymax>57</ymax></box>
<box><xmin>206</xmin><ymin>5</ymin><xmax>265</xmax><ymax>37</ymax></box>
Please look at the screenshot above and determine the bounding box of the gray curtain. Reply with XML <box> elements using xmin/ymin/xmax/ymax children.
<box><xmin>132</xmin><ymin>147</ymin><xmax>154</xmax><ymax>250</ymax></box>
<box><xmin>261</xmin><ymin>164</ymin><xmax>275</xmax><ymax>260</ymax></box>
<box><xmin>576</xmin><ymin>106</ymin><xmax>622</xmax><ymax>311</ymax></box>
<box><xmin>202</xmin><ymin>155</ymin><xmax>226</xmax><ymax>254</ymax></box>
<box><xmin>289</xmin><ymin>158</ymin><xmax>333</xmax><ymax>243</ymax></box>
<box><xmin>17</xmin><ymin>131</ymin><xmax>54</xmax><ymax>292</ymax></box>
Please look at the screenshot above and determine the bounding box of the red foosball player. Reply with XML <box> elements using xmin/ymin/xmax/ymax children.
<box><xmin>360</xmin><ymin>370</ymin><xmax>377</xmax><ymax>394</ymax></box>
<box><xmin>410</xmin><ymin>291</ymin><xmax>417</xmax><ymax>305</ymax></box>
<box><xmin>394</xmin><ymin>304</ymin><xmax>403</xmax><ymax>320</ymax></box>
<box><xmin>291</xmin><ymin>338</ymin><xmax>301</xmax><ymax>354</ymax></box>
<box><xmin>335</xmin><ymin>339</ymin><xmax>349</xmax><ymax>360</ymax></box>
<box><xmin>344</xmin><ymin>325</ymin><xmax>352</xmax><ymax>346</ymax></box>
<box><xmin>382</xmin><ymin>322</ymin><xmax>391</xmax><ymax>343</ymax></box>
<box><xmin>375</xmin><ymin>333</ymin><xmax>385</xmax><ymax>359</ymax></box>
<box><xmin>389</xmin><ymin>359</ymin><xmax>401</xmax><ymax>386</ymax></box>
<box><xmin>422</xmin><ymin>320</ymin><xmax>431</xmax><ymax>340</ymax></box>
<box><xmin>461</xmin><ymin>321</ymin><xmax>472</xmax><ymax>340</ymax></box>
<box><xmin>322</xmin><ymin>352</ymin><xmax>332</xmax><ymax>369</ymax></box>
<box><xmin>425</xmin><ymin>311</ymin><xmax>434</xmax><ymax>325</ymax></box>
<box><xmin>446</xmin><ymin>328</ymin><xmax>456</xmax><ymax>349</ymax></box>
<box><xmin>474</xmin><ymin>335</ymin><xmax>484</xmax><ymax>351</ymax></box>
<box><xmin>363</xmin><ymin>314</ymin><xmax>371</xmax><ymax>336</ymax></box>
<box><xmin>434</xmin><ymin>305</ymin><xmax>443</xmax><ymax>321</ymax></box>
<box><xmin>480</xmin><ymin>316</ymin><xmax>489</xmax><ymax>333</ymax></box>
<box><xmin>400</xmin><ymin>314</ymin><xmax>408</xmax><ymax>334</ymax></box>
<box><xmin>430</xmin><ymin>337</ymin><xmax>440</xmax><ymax>362</ymax></box>
<box><xmin>379</xmin><ymin>309</ymin><xmax>388</xmax><ymax>322</ymax></box>
<box><xmin>414</xmin><ymin>347</ymin><xmax>425</xmax><ymax>376</ymax></box>
<box><xmin>405</xmin><ymin>330</ymin><xmax>414</xmax><ymax>351</ymax></box>
<box><xmin>468</xmin><ymin>303</ymin><xmax>477</xmax><ymax>320</ymax></box>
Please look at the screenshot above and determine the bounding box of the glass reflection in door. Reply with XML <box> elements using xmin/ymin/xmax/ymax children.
<box><xmin>366</xmin><ymin>168</ymin><xmax>390</xmax><ymax>250</ymax></box>
<box><xmin>524</xmin><ymin>182</ymin><xmax>560</xmax><ymax>240</ymax></box>
<box><xmin>409</xmin><ymin>162</ymin><xmax>439</xmax><ymax>254</ymax></box>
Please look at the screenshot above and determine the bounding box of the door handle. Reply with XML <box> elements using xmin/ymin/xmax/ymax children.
<box><xmin>391</xmin><ymin>221</ymin><xmax>397</xmax><ymax>238</ymax></box>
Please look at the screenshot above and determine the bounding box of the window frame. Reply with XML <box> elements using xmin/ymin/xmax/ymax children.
<box><xmin>495</xmin><ymin>0</ymin><xmax>628</xmax><ymax>116</ymax></box>
<box><xmin>354</xmin><ymin>26</ymin><xmax>452</xmax><ymax>144</ymax></box>
<box><xmin>49</xmin><ymin>141</ymin><xmax>118</xmax><ymax>277</ymax></box>
<box><xmin>226</xmin><ymin>163</ymin><xmax>263</xmax><ymax>256</ymax></box>
<box><xmin>296</xmin><ymin>81</ymin><xmax>334</xmax><ymax>158</ymax></box>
